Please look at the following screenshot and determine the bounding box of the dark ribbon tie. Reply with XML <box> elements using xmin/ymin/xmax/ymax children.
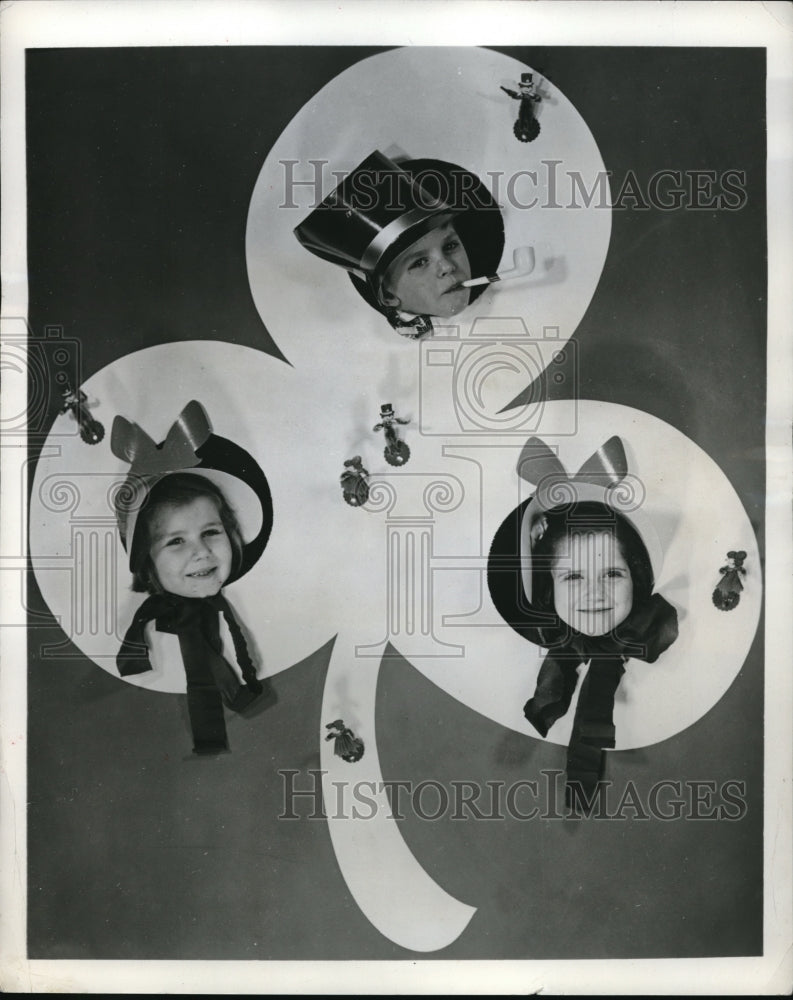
<box><xmin>117</xmin><ymin>592</ymin><xmax>264</xmax><ymax>754</ymax></box>
<box><xmin>523</xmin><ymin>594</ymin><xmax>679</xmax><ymax>810</ymax></box>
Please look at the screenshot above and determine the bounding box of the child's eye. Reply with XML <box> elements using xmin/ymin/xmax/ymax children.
<box><xmin>443</xmin><ymin>239</ymin><xmax>461</xmax><ymax>253</ymax></box>
<box><xmin>165</xmin><ymin>537</ymin><xmax>184</xmax><ymax>547</ymax></box>
<box><xmin>562</xmin><ymin>571</ymin><xmax>583</xmax><ymax>582</ymax></box>
<box><xmin>203</xmin><ymin>528</ymin><xmax>224</xmax><ymax>538</ymax></box>
<box><xmin>606</xmin><ymin>569</ymin><xmax>627</xmax><ymax>579</ymax></box>
<box><xmin>408</xmin><ymin>256</ymin><xmax>429</xmax><ymax>271</ymax></box>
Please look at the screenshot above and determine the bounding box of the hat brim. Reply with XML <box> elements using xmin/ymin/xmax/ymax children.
<box><xmin>349</xmin><ymin>157</ymin><xmax>505</xmax><ymax>318</ymax></box>
<box><xmin>117</xmin><ymin>433</ymin><xmax>273</xmax><ymax>585</ymax></box>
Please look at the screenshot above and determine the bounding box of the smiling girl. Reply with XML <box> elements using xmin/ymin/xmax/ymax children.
<box><xmin>529</xmin><ymin>502</ymin><xmax>654</xmax><ymax>643</ymax></box>
<box><xmin>487</xmin><ymin>436</ymin><xmax>680</xmax><ymax>810</ymax></box>
<box><xmin>112</xmin><ymin>401</ymin><xmax>273</xmax><ymax>756</ymax></box>
<box><xmin>130</xmin><ymin>474</ymin><xmax>241</xmax><ymax>599</ymax></box>
<box><xmin>118</xmin><ymin>473</ymin><xmax>265</xmax><ymax>755</ymax></box>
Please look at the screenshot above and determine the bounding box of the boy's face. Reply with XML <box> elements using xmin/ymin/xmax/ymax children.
<box><xmin>550</xmin><ymin>530</ymin><xmax>633</xmax><ymax>637</ymax></box>
<box><xmin>382</xmin><ymin>219</ymin><xmax>472</xmax><ymax>318</ymax></box>
<box><xmin>149</xmin><ymin>496</ymin><xmax>232</xmax><ymax>598</ymax></box>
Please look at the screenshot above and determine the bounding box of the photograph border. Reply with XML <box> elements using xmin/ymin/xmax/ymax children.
<box><xmin>1</xmin><ymin>1</ymin><xmax>791</xmax><ymax>993</ymax></box>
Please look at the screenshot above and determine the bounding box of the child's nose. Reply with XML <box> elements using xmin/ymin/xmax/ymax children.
<box><xmin>587</xmin><ymin>576</ymin><xmax>607</xmax><ymax>601</ymax></box>
<box><xmin>436</xmin><ymin>254</ymin><xmax>456</xmax><ymax>276</ymax></box>
<box><xmin>192</xmin><ymin>537</ymin><xmax>212</xmax><ymax>558</ymax></box>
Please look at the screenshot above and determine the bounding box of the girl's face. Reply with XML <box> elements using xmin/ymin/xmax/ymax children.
<box><xmin>550</xmin><ymin>530</ymin><xmax>634</xmax><ymax>637</ymax></box>
<box><xmin>149</xmin><ymin>496</ymin><xmax>232</xmax><ymax>598</ymax></box>
<box><xmin>382</xmin><ymin>220</ymin><xmax>471</xmax><ymax>318</ymax></box>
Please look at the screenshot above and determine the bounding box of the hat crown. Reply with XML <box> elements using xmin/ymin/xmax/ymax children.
<box><xmin>294</xmin><ymin>150</ymin><xmax>457</xmax><ymax>279</ymax></box>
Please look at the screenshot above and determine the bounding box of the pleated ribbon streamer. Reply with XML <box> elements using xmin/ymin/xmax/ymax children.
<box><xmin>523</xmin><ymin>594</ymin><xmax>679</xmax><ymax>809</ymax></box>
<box><xmin>118</xmin><ymin>592</ymin><xmax>264</xmax><ymax>753</ymax></box>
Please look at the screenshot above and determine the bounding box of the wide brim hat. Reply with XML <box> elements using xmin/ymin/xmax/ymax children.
<box><xmin>348</xmin><ymin>155</ymin><xmax>505</xmax><ymax>316</ymax></box>
<box><xmin>294</xmin><ymin>150</ymin><xmax>504</xmax><ymax>304</ymax></box>
<box><xmin>489</xmin><ymin>434</ymin><xmax>664</xmax><ymax>626</ymax></box>
<box><xmin>111</xmin><ymin>400</ymin><xmax>273</xmax><ymax>585</ymax></box>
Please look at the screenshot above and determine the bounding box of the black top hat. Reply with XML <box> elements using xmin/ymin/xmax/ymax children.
<box><xmin>295</xmin><ymin>150</ymin><xmax>504</xmax><ymax>295</ymax></box>
<box><xmin>294</xmin><ymin>150</ymin><xmax>466</xmax><ymax>285</ymax></box>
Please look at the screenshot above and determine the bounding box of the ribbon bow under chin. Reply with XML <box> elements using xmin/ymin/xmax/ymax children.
<box><xmin>110</xmin><ymin>400</ymin><xmax>212</xmax><ymax>476</ymax></box>
<box><xmin>517</xmin><ymin>435</ymin><xmax>628</xmax><ymax>504</ymax></box>
<box><xmin>514</xmin><ymin>435</ymin><xmax>679</xmax><ymax>812</ymax></box>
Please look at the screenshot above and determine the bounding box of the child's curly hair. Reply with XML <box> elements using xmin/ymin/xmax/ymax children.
<box><xmin>129</xmin><ymin>472</ymin><xmax>244</xmax><ymax>594</ymax></box>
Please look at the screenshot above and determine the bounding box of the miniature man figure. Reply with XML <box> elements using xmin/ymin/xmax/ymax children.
<box><xmin>501</xmin><ymin>72</ymin><xmax>542</xmax><ymax>143</ymax></box>
<box><xmin>373</xmin><ymin>403</ymin><xmax>410</xmax><ymax>467</ymax></box>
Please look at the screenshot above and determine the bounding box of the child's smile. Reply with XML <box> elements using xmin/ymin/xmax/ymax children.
<box><xmin>383</xmin><ymin>219</ymin><xmax>472</xmax><ymax>318</ymax></box>
<box><xmin>550</xmin><ymin>530</ymin><xmax>634</xmax><ymax>638</ymax></box>
<box><xmin>149</xmin><ymin>496</ymin><xmax>232</xmax><ymax>599</ymax></box>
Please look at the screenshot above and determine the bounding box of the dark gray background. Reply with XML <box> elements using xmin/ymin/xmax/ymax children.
<box><xmin>25</xmin><ymin>46</ymin><xmax>765</xmax><ymax>958</ymax></box>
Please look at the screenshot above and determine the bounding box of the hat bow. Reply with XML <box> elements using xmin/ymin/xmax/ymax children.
<box><xmin>111</xmin><ymin>400</ymin><xmax>211</xmax><ymax>477</ymax></box>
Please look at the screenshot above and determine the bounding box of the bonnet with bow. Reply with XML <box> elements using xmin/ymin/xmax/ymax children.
<box><xmin>111</xmin><ymin>401</ymin><xmax>274</xmax><ymax>754</ymax></box>
<box><xmin>487</xmin><ymin>435</ymin><xmax>679</xmax><ymax>809</ymax></box>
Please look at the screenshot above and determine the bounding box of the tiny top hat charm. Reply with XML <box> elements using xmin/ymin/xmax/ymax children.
<box><xmin>500</xmin><ymin>72</ymin><xmax>542</xmax><ymax>143</ymax></box>
<box><xmin>712</xmin><ymin>550</ymin><xmax>747</xmax><ymax>611</ymax></box>
<box><xmin>373</xmin><ymin>403</ymin><xmax>410</xmax><ymax>467</ymax></box>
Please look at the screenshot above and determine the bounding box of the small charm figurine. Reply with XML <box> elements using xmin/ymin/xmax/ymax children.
<box><xmin>373</xmin><ymin>403</ymin><xmax>410</xmax><ymax>467</ymax></box>
<box><xmin>712</xmin><ymin>550</ymin><xmax>747</xmax><ymax>611</ymax></box>
<box><xmin>59</xmin><ymin>383</ymin><xmax>105</xmax><ymax>444</ymax></box>
<box><xmin>325</xmin><ymin>719</ymin><xmax>364</xmax><ymax>763</ymax></box>
<box><xmin>340</xmin><ymin>456</ymin><xmax>370</xmax><ymax>507</ymax></box>
<box><xmin>500</xmin><ymin>72</ymin><xmax>542</xmax><ymax>143</ymax></box>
